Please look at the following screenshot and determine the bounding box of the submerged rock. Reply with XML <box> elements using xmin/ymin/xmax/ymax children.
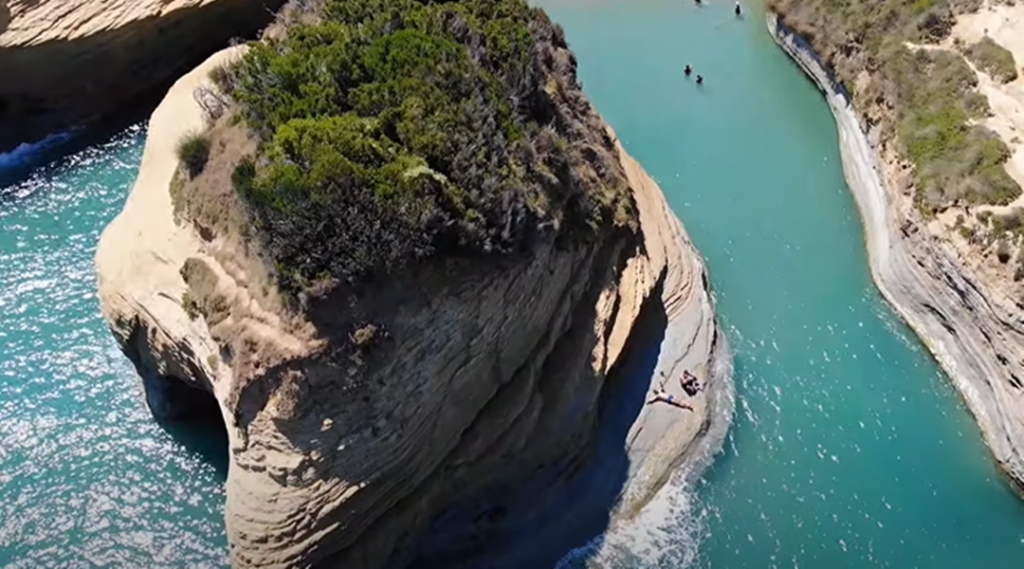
<box><xmin>0</xmin><ymin>0</ymin><xmax>285</xmax><ymax>152</ymax></box>
<box><xmin>95</xmin><ymin>27</ymin><xmax>731</xmax><ymax>569</ymax></box>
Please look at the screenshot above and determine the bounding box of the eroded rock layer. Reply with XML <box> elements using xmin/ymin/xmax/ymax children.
<box><xmin>95</xmin><ymin>47</ymin><xmax>732</xmax><ymax>569</ymax></box>
<box><xmin>768</xmin><ymin>12</ymin><xmax>1024</xmax><ymax>493</ymax></box>
<box><xmin>0</xmin><ymin>0</ymin><xmax>284</xmax><ymax>151</ymax></box>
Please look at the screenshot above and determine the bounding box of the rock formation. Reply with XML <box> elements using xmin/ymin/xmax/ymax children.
<box><xmin>0</xmin><ymin>0</ymin><xmax>285</xmax><ymax>153</ymax></box>
<box><xmin>768</xmin><ymin>12</ymin><xmax>1024</xmax><ymax>494</ymax></box>
<box><xmin>95</xmin><ymin>34</ymin><xmax>731</xmax><ymax>569</ymax></box>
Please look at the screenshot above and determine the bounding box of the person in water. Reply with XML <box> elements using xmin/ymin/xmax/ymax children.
<box><xmin>696</xmin><ymin>75</ymin><xmax>704</xmax><ymax>85</ymax></box>
<box><xmin>647</xmin><ymin>387</ymin><xmax>694</xmax><ymax>411</ymax></box>
<box><xmin>735</xmin><ymin>1</ymin><xmax>742</xmax><ymax>16</ymax></box>
<box><xmin>684</xmin><ymin>64</ymin><xmax>693</xmax><ymax>76</ymax></box>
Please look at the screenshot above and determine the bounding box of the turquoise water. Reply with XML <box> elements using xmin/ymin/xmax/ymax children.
<box><xmin>2</xmin><ymin>0</ymin><xmax>1024</xmax><ymax>567</ymax></box>
<box><xmin>539</xmin><ymin>0</ymin><xmax>1024</xmax><ymax>567</ymax></box>
<box><xmin>0</xmin><ymin>127</ymin><xmax>228</xmax><ymax>567</ymax></box>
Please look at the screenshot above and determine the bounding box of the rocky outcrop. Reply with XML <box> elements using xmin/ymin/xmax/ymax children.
<box><xmin>768</xmin><ymin>13</ymin><xmax>1024</xmax><ymax>492</ymax></box>
<box><xmin>0</xmin><ymin>0</ymin><xmax>285</xmax><ymax>153</ymax></box>
<box><xmin>95</xmin><ymin>47</ymin><xmax>733</xmax><ymax>568</ymax></box>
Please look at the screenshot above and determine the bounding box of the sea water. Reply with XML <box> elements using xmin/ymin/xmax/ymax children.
<box><xmin>539</xmin><ymin>0</ymin><xmax>1024</xmax><ymax>567</ymax></box>
<box><xmin>0</xmin><ymin>127</ymin><xmax>228</xmax><ymax>567</ymax></box>
<box><xmin>2</xmin><ymin>1</ymin><xmax>1024</xmax><ymax>567</ymax></box>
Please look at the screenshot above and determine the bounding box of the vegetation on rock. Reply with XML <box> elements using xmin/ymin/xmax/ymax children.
<box><xmin>965</xmin><ymin>36</ymin><xmax>1019</xmax><ymax>83</ymax></box>
<box><xmin>176</xmin><ymin>132</ymin><xmax>212</xmax><ymax>178</ymax></box>
<box><xmin>768</xmin><ymin>0</ymin><xmax>1020</xmax><ymax>213</ymax></box>
<box><xmin>207</xmin><ymin>0</ymin><xmax>633</xmax><ymax>292</ymax></box>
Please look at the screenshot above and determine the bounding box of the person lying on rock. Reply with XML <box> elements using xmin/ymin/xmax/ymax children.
<box><xmin>647</xmin><ymin>387</ymin><xmax>694</xmax><ymax>411</ymax></box>
<box><xmin>681</xmin><ymin>370</ymin><xmax>702</xmax><ymax>396</ymax></box>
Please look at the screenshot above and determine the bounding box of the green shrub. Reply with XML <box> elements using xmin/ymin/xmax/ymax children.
<box><xmin>768</xmin><ymin>0</ymin><xmax>1020</xmax><ymax>212</ymax></box>
<box><xmin>991</xmin><ymin>208</ymin><xmax>1024</xmax><ymax>234</ymax></box>
<box><xmin>181</xmin><ymin>291</ymin><xmax>201</xmax><ymax>320</ymax></box>
<box><xmin>958</xmin><ymin>223</ymin><xmax>976</xmax><ymax>240</ymax></box>
<box><xmin>231</xmin><ymin>155</ymin><xmax>257</xmax><ymax>197</ymax></box>
<box><xmin>225</xmin><ymin>0</ymin><xmax>629</xmax><ymax>290</ymax></box>
<box><xmin>175</xmin><ymin>132</ymin><xmax>211</xmax><ymax>178</ymax></box>
<box><xmin>208</xmin><ymin>64</ymin><xmax>236</xmax><ymax>93</ymax></box>
<box><xmin>965</xmin><ymin>36</ymin><xmax>1019</xmax><ymax>83</ymax></box>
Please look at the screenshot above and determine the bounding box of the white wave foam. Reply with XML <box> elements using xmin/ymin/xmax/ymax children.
<box><xmin>555</xmin><ymin>475</ymin><xmax>709</xmax><ymax>569</ymax></box>
<box><xmin>556</xmin><ymin>334</ymin><xmax>736</xmax><ymax>569</ymax></box>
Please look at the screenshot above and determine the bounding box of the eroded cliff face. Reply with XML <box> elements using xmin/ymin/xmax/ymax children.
<box><xmin>95</xmin><ymin>47</ymin><xmax>732</xmax><ymax>569</ymax></box>
<box><xmin>0</xmin><ymin>0</ymin><xmax>285</xmax><ymax>152</ymax></box>
<box><xmin>768</xmin><ymin>13</ymin><xmax>1024</xmax><ymax>493</ymax></box>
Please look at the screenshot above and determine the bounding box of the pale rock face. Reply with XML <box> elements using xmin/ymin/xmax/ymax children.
<box><xmin>769</xmin><ymin>13</ymin><xmax>1024</xmax><ymax>495</ymax></box>
<box><xmin>95</xmin><ymin>48</ymin><xmax>733</xmax><ymax>569</ymax></box>
<box><xmin>0</xmin><ymin>0</ymin><xmax>284</xmax><ymax>151</ymax></box>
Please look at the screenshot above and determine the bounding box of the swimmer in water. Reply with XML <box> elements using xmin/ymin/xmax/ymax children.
<box><xmin>684</xmin><ymin>64</ymin><xmax>693</xmax><ymax>76</ymax></box>
<box><xmin>735</xmin><ymin>1</ymin><xmax>742</xmax><ymax>16</ymax></box>
<box><xmin>696</xmin><ymin>74</ymin><xmax>704</xmax><ymax>85</ymax></box>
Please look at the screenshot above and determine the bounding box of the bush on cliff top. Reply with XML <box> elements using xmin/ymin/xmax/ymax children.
<box><xmin>964</xmin><ymin>36</ymin><xmax>1019</xmax><ymax>83</ymax></box>
<box><xmin>885</xmin><ymin>46</ymin><xmax>1018</xmax><ymax>208</ymax></box>
<box><xmin>176</xmin><ymin>131</ymin><xmax>211</xmax><ymax>178</ymax></box>
<box><xmin>221</xmin><ymin>0</ymin><xmax>632</xmax><ymax>292</ymax></box>
<box><xmin>768</xmin><ymin>0</ymin><xmax>1020</xmax><ymax>213</ymax></box>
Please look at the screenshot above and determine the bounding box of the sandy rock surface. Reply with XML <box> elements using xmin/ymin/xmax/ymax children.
<box><xmin>0</xmin><ymin>0</ymin><xmax>283</xmax><ymax>152</ymax></box>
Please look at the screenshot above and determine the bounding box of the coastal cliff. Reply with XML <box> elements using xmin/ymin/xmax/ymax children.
<box><xmin>0</xmin><ymin>0</ymin><xmax>285</xmax><ymax>153</ymax></box>
<box><xmin>94</xmin><ymin>4</ymin><xmax>733</xmax><ymax>566</ymax></box>
<box><xmin>767</xmin><ymin>11</ymin><xmax>1024</xmax><ymax>492</ymax></box>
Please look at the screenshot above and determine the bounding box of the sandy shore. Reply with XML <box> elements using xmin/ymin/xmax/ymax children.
<box><xmin>768</xmin><ymin>13</ymin><xmax>1024</xmax><ymax>492</ymax></box>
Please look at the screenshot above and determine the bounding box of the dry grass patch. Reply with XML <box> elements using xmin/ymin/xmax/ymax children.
<box><xmin>180</xmin><ymin>257</ymin><xmax>233</xmax><ymax>326</ymax></box>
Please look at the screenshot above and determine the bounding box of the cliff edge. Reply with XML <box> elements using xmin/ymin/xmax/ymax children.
<box><xmin>767</xmin><ymin>10</ymin><xmax>1024</xmax><ymax>493</ymax></box>
<box><xmin>94</xmin><ymin>5</ymin><xmax>733</xmax><ymax>567</ymax></box>
<box><xmin>0</xmin><ymin>0</ymin><xmax>285</xmax><ymax>153</ymax></box>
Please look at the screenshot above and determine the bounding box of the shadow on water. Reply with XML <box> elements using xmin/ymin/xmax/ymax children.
<box><xmin>141</xmin><ymin>368</ymin><xmax>231</xmax><ymax>482</ymax></box>
<box><xmin>156</xmin><ymin>405</ymin><xmax>231</xmax><ymax>482</ymax></box>
<box><xmin>0</xmin><ymin>113</ymin><xmax>155</xmax><ymax>193</ymax></box>
<box><xmin>409</xmin><ymin>280</ymin><xmax>667</xmax><ymax>569</ymax></box>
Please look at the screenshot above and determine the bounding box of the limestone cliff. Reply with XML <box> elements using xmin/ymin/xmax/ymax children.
<box><xmin>0</xmin><ymin>0</ymin><xmax>285</xmax><ymax>152</ymax></box>
<box><xmin>768</xmin><ymin>12</ymin><xmax>1024</xmax><ymax>494</ymax></box>
<box><xmin>95</xmin><ymin>44</ymin><xmax>732</xmax><ymax>569</ymax></box>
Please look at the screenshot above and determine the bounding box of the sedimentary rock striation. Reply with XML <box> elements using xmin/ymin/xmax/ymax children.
<box><xmin>0</xmin><ymin>0</ymin><xmax>284</xmax><ymax>152</ymax></box>
<box><xmin>95</xmin><ymin>47</ymin><xmax>732</xmax><ymax>568</ymax></box>
<box><xmin>768</xmin><ymin>13</ymin><xmax>1024</xmax><ymax>492</ymax></box>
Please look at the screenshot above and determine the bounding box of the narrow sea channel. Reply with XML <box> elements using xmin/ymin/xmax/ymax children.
<box><xmin>539</xmin><ymin>0</ymin><xmax>1024</xmax><ymax>567</ymax></box>
<box><xmin>2</xmin><ymin>1</ymin><xmax>1024</xmax><ymax>567</ymax></box>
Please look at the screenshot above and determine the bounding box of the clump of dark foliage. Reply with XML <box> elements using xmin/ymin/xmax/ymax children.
<box><xmin>176</xmin><ymin>132</ymin><xmax>212</xmax><ymax>178</ymax></box>
<box><xmin>224</xmin><ymin>0</ymin><xmax>629</xmax><ymax>291</ymax></box>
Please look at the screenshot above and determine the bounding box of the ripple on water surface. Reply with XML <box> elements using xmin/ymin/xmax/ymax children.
<box><xmin>0</xmin><ymin>126</ymin><xmax>228</xmax><ymax>568</ymax></box>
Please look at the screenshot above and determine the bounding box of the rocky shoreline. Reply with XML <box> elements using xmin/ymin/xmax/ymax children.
<box><xmin>94</xmin><ymin>46</ymin><xmax>734</xmax><ymax>567</ymax></box>
<box><xmin>768</xmin><ymin>12</ymin><xmax>1024</xmax><ymax>493</ymax></box>
<box><xmin>0</xmin><ymin>0</ymin><xmax>285</xmax><ymax>153</ymax></box>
